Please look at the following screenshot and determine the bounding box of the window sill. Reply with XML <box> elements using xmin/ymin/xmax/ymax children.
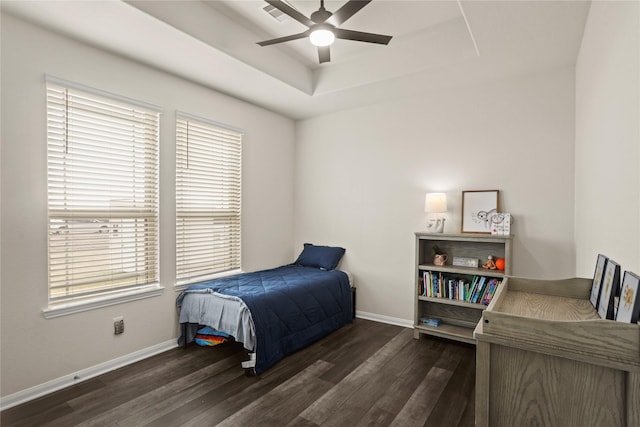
<box><xmin>174</xmin><ymin>269</ymin><xmax>242</xmax><ymax>292</ymax></box>
<box><xmin>43</xmin><ymin>285</ymin><xmax>164</xmax><ymax>319</ymax></box>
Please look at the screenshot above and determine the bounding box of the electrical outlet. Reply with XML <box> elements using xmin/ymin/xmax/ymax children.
<box><xmin>113</xmin><ymin>316</ymin><xmax>124</xmax><ymax>335</ymax></box>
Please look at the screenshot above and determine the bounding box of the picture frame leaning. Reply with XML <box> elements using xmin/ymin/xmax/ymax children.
<box><xmin>597</xmin><ymin>259</ymin><xmax>621</xmax><ymax>320</ymax></box>
<box><xmin>616</xmin><ymin>271</ymin><xmax>640</xmax><ymax>323</ymax></box>
<box><xmin>590</xmin><ymin>254</ymin><xmax>608</xmax><ymax>309</ymax></box>
<box><xmin>461</xmin><ymin>190</ymin><xmax>499</xmax><ymax>234</ymax></box>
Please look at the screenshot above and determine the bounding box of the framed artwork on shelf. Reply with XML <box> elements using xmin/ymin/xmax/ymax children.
<box><xmin>589</xmin><ymin>254</ymin><xmax>608</xmax><ymax>309</ymax></box>
<box><xmin>616</xmin><ymin>271</ymin><xmax>640</xmax><ymax>323</ymax></box>
<box><xmin>597</xmin><ymin>259</ymin><xmax>620</xmax><ymax>320</ymax></box>
<box><xmin>461</xmin><ymin>190</ymin><xmax>499</xmax><ymax>233</ymax></box>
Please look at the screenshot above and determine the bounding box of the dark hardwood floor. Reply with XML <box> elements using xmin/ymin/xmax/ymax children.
<box><xmin>1</xmin><ymin>319</ymin><xmax>476</xmax><ymax>427</ymax></box>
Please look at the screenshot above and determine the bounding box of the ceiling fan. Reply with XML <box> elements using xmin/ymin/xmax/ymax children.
<box><xmin>257</xmin><ymin>0</ymin><xmax>392</xmax><ymax>64</ymax></box>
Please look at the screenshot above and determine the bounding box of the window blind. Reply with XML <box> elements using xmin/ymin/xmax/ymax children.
<box><xmin>176</xmin><ymin>114</ymin><xmax>242</xmax><ymax>284</ymax></box>
<box><xmin>46</xmin><ymin>80</ymin><xmax>160</xmax><ymax>303</ymax></box>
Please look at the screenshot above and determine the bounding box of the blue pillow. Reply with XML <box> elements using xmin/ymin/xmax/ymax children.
<box><xmin>295</xmin><ymin>243</ymin><xmax>345</xmax><ymax>270</ymax></box>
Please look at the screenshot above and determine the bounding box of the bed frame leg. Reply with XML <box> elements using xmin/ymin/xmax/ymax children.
<box><xmin>241</xmin><ymin>352</ymin><xmax>256</xmax><ymax>376</ymax></box>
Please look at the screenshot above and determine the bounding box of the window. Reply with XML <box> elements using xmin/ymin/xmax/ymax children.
<box><xmin>46</xmin><ymin>77</ymin><xmax>160</xmax><ymax>309</ymax></box>
<box><xmin>176</xmin><ymin>113</ymin><xmax>242</xmax><ymax>285</ymax></box>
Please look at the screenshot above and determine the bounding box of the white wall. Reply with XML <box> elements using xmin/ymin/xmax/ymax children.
<box><xmin>295</xmin><ymin>68</ymin><xmax>577</xmax><ymax>321</ymax></box>
<box><xmin>0</xmin><ymin>14</ymin><xmax>295</xmax><ymax>398</ymax></box>
<box><xmin>4</xmin><ymin>0</ymin><xmax>638</xmax><ymax>405</ymax></box>
<box><xmin>575</xmin><ymin>1</ymin><xmax>640</xmax><ymax>277</ymax></box>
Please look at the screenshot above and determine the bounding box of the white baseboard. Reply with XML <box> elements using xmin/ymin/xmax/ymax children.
<box><xmin>355</xmin><ymin>311</ymin><xmax>413</xmax><ymax>328</ymax></box>
<box><xmin>0</xmin><ymin>339</ymin><xmax>178</xmax><ymax>411</ymax></box>
<box><xmin>2</xmin><ymin>314</ymin><xmax>411</xmax><ymax>411</ymax></box>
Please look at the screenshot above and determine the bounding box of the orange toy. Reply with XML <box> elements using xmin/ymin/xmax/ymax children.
<box><xmin>495</xmin><ymin>258</ymin><xmax>506</xmax><ymax>271</ymax></box>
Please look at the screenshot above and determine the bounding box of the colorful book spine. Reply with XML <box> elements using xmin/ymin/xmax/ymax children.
<box><xmin>468</xmin><ymin>276</ymin><xmax>479</xmax><ymax>302</ymax></box>
<box><xmin>472</xmin><ymin>277</ymin><xmax>487</xmax><ymax>303</ymax></box>
<box><xmin>481</xmin><ymin>279</ymin><xmax>496</xmax><ymax>305</ymax></box>
<box><xmin>431</xmin><ymin>272</ymin><xmax>436</xmax><ymax>297</ymax></box>
<box><xmin>483</xmin><ymin>279</ymin><xmax>501</xmax><ymax>305</ymax></box>
<box><xmin>422</xmin><ymin>271</ymin><xmax>428</xmax><ymax>297</ymax></box>
<box><xmin>422</xmin><ymin>272</ymin><xmax>502</xmax><ymax>305</ymax></box>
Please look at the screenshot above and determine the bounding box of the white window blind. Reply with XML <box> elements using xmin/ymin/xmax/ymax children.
<box><xmin>176</xmin><ymin>114</ymin><xmax>242</xmax><ymax>284</ymax></box>
<box><xmin>46</xmin><ymin>79</ymin><xmax>160</xmax><ymax>304</ymax></box>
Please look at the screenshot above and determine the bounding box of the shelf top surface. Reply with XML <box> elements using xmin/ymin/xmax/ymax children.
<box><xmin>494</xmin><ymin>290</ymin><xmax>600</xmax><ymax>321</ymax></box>
<box><xmin>415</xmin><ymin>232</ymin><xmax>513</xmax><ymax>241</ymax></box>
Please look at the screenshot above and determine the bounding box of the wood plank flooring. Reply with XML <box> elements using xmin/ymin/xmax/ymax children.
<box><xmin>1</xmin><ymin>319</ymin><xmax>476</xmax><ymax>427</ymax></box>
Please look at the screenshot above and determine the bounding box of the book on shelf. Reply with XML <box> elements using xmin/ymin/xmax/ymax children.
<box><xmin>468</xmin><ymin>276</ymin><xmax>479</xmax><ymax>301</ymax></box>
<box><xmin>419</xmin><ymin>317</ymin><xmax>441</xmax><ymax>327</ymax></box>
<box><xmin>419</xmin><ymin>270</ymin><xmax>502</xmax><ymax>306</ymax></box>
<box><xmin>482</xmin><ymin>279</ymin><xmax>498</xmax><ymax>305</ymax></box>
<box><xmin>422</xmin><ymin>271</ymin><xmax>430</xmax><ymax>297</ymax></box>
<box><xmin>471</xmin><ymin>277</ymin><xmax>487</xmax><ymax>303</ymax></box>
<box><xmin>429</xmin><ymin>272</ymin><xmax>443</xmax><ymax>298</ymax></box>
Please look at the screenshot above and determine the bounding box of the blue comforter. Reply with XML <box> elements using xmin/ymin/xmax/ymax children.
<box><xmin>178</xmin><ymin>264</ymin><xmax>352</xmax><ymax>373</ymax></box>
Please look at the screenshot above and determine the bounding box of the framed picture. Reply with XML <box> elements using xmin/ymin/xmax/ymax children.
<box><xmin>597</xmin><ymin>259</ymin><xmax>620</xmax><ymax>320</ymax></box>
<box><xmin>616</xmin><ymin>271</ymin><xmax>640</xmax><ymax>323</ymax></box>
<box><xmin>461</xmin><ymin>190</ymin><xmax>499</xmax><ymax>233</ymax></box>
<box><xmin>589</xmin><ymin>254</ymin><xmax>608</xmax><ymax>309</ymax></box>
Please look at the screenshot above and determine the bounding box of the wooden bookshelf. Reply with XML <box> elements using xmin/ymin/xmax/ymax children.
<box><xmin>414</xmin><ymin>232</ymin><xmax>513</xmax><ymax>344</ymax></box>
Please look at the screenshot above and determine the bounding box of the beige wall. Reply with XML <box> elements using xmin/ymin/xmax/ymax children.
<box><xmin>0</xmin><ymin>14</ymin><xmax>295</xmax><ymax>398</ymax></box>
<box><xmin>295</xmin><ymin>68</ymin><xmax>577</xmax><ymax>321</ymax></box>
<box><xmin>575</xmin><ymin>0</ymin><xmax>640</xmax><ymax>277</ymax></box>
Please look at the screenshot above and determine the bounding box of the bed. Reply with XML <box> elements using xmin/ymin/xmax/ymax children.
<box><xmin>176</xmin><ymin>244</ymin><xmax>352</xmax><ymax>374</ymax></box>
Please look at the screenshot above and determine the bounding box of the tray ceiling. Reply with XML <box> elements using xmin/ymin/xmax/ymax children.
<box><xmin>2</xmin><ymin>0</ymin><xmax>590</xmax><ymax>119</ymax></box>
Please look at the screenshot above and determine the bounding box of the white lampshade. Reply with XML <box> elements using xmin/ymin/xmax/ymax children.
<box><xmin>425</xmin><ymin>193</ymin><xmax>447</xmax><ymax>213</ymax></box>
<box><xmin>309</xmin><ymin>28</ymin><xmax>335</xmax><ymax>47</ymax></box>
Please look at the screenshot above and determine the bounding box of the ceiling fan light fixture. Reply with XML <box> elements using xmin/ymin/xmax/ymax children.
<box><xmin>256</xmin><ymin>0</ymin><xmax>393</xmax><ymax>63</ymax></box>
<box><xmin>309</xmin><ymin>27</ymin><xmax>335</xmax><ymax>47</ymax></box>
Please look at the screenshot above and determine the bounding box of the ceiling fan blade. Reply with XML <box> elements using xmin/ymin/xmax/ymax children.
<box><xmin>334</xmin><ymin>28</ymin><xmax>392</xmax><ymax>45</ymax></box>
<box><xmin>318</xmin><ymin>46</ymin><xmax>331</xmax><ymax>63</ymax></box>
<box><xmin>327</xmin><ymin>0</ymin><xmax>372</xmax><ymax>26</ymax></box>
<box><xmin>265</xmin><ymin>0</ymin><xmax>314</xmax><ymax>27</ymax></box>
<box><xmin>257</xmin><ymin>30</ymin><xmax>310</xmax><ymax>46</ymax></box>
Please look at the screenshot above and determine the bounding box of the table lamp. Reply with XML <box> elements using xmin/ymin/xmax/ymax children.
<box><xmin>425</xmin><ymin>193</ymin><xmax>447</xmax><ymax>233</ymax></box>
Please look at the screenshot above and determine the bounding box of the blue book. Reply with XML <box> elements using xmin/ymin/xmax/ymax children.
<box><xmin>419</xmin><ymin>317</ymin><xmax>441</xmax><ymax>327</ymax></box>
<box><xmin>472</xmin><ymin>277</ymin><xmax>487</xmax><ymax>303</ymax></box>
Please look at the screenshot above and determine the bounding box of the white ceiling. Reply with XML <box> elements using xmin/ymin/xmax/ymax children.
<box><xmin>2</xmin><ymin>0</ymin><xmax>591</xmax><ymax>120</ymax></box>
<box><xmin>204</xmin><ymin>0</ymin><xmax>466</xmax><ymax>68</ymax></box>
